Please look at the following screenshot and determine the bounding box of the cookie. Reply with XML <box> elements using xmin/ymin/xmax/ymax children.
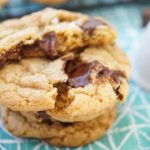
<box><xmin>1</xmin><ymin>105</ymin><xmax>116</xmax><ymax>147</ymax></box>
<box><xmin>0</xmin><ymin>0</ymin><xmax>8</xmax><ymax>7</ymax></box>
<box><xmin>33</xmin><ymin>0</ymin><xmax>68</xmax><ymax>5</ymax></box>
<box><xmin>0</xmin><ymin>45</ymin><xmax>130</xmax><ymax>122</ymax></box>
<box><xmin>0</xmin><ymin>7</ymin><xmax>116</xmax><ymax>67</ymax></box>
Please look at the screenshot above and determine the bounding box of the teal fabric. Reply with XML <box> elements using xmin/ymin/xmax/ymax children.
<box><xmin>0</xmin><ymin>0</ymin><xmax>149</xmax><ymax>19</ymax></box>
<box><xmin>1</xmin><ymin>4</ymin><xmax>150</xmax><ymax>150</ymax></box>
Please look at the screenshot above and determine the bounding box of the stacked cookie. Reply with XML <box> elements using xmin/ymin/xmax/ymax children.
<box><xmin>0</xmin><ymin>8</ymin><xmax>130</xmax><ymax>147</ymax></box>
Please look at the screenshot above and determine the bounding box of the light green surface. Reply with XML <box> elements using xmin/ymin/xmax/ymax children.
<box><xmin>0</xmin><ymin>4</ymin><xmax>150</xmax><ymax>150</ymax></box>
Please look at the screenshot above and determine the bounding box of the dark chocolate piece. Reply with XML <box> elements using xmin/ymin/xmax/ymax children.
<box><xmin>98</xmin><ymin>65</ymin><xmax>126</xmax><ymax>84</ymax></box>
<box><xmin>65</xmin><ymin>58</ymin><xmax>92</xmax><ymax>88</ymax></box>
<box><xmin>115</xmin><ymin>86</ymin><xmax>123</xmax><ymax>101</ymax></box>
<box><xmin>39</xmin><ymin>32</ymin><xmax>58</xmax><ymax>56</ymax></box>
<box><xmin>143</xmin><ymin>8</ymin><xmax>150</xmax><ymax>26</ymax></box>
<box><xmin>65</xmin><ymin>59</ymin><xmax>79</xmax><ymax>76</ymax></box>
<box><xmin>98</xmin><ymin>67</ymin><xmax>110</xmax><ymax>77</ymax></box>
<box><xmin>97</xmin><ymin>64</ymin><xmax>126</xmax><ymax>101</ymax></box>
<box><xmin>0</xmin><ymin>32</ymin><xmax>58</xmax><ymax>68</ymax></box>
<box><xmin>81</xmin><ymin>17</ymin><xmax>106</xmax><ymax>35</ymax></box>
<box><xmin>0</xmin><ymin>56</ymin><xmax>6</xmax><ymax>68</ymax></box>
<box><xmin>67</xmin><ymin>63</ymin><xmax>92</xmax><ymax>88</ymax></box>
<box><xmin>0</xmin><ymin>49</ymin><xmax>21</xmax><ymax>68</ymax></box>
<box><xmin>111</xmin><ymin>71</ymin><xmax>126</xmax><ymax>84</ymax></box>
<box><xmin>0</xmin><ymin>61</ymin><xmax>5</xmax><ymax>68</ymax></box>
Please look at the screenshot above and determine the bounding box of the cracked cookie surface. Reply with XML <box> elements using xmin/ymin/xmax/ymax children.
<box><xmin>0</xmin><ymin>45</ymin><xmax>130</xmax><ymax>122</ymax></box>
<box><xmin>1</xmin><ymin>106</ymin><xmax>116</xmax><ymax>147</ymax></box>
<box><xmin>0</xmin><ymin>7</ymin><xmax>116</xmax><ymax>67</ymax></box>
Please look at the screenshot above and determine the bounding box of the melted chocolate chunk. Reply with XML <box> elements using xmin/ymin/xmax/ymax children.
<box><xmin>68</xmin><ymin>63</ymin><xmax>92</xmax><ymax>88</ymax></box>
<box><xmin>0</xmin><ymin>57</ymin><xmax>5</xmax><ymax>68</ymax></box>
<box><xmin>0</xmin><ymin>49</ymin><xmax>21</xmax><ymax>68</ymax></box>
<box><xmin>111</xmin><ymin>71</ymin><xmax>126</xmax><ymax>84</ymax></box>
<box><xmin>0</xmin><ymin>62</ymin><xmax>4</xmax><ymax>68</ymax></box>
<box><xmin>81</xmin><ymin>17</ymin><xmax>106</xmax><ymax>35</ymax></box>
<box><xmin>39</xmin><ymin>32</ymin><xmax>58</xmax><ymax>57</ymax></box>
<box><xmin>98</xmin><ymin>65</ymin><xmax>126</xmax><ymax>84</ymax></box>
<box><xmin>0</xmin><ymin>32</ymin><xmax>58</xmax><ymax>68</ymax></box>
<box><xmin>115</xmin><ymin>86</ymin><xmax>123</xmax><ymax>101</ymax></box>
<box><xmin>65</xmin><ymin>59</ymin><xmax>92</xmax><ymax>88</ymax></box>
<box><xmin>65</xmin><ymin>59</ymin><xmax>80</xmax><ymax>75</ymax></box>
<box><xmin>98</xmin><ymin>65</ymin><xmax>126</xmax><ymax>101</ymax></box>
<box><xmin>98</xmin><ymin>67</ymin><xmax>109</xmax><ymax>77</ymax></box>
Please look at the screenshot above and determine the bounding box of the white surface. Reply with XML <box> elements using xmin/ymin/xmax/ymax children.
<box><xmin>131</xmin><ymin>22</ymin><xmax>150</xmax><ymax>92</ymax></box>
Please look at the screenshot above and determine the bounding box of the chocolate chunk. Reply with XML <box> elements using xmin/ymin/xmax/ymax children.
<box><xmin>39</xmin><ymin>32</ymin><xmax>58</xmax><ymax>57</ymax></box>
<box><xmin>66</xmin><ymin>62</ymin><xmax>92</xmax><ymax>88</ymax></box>
<box><xmin>115</xmin><ymin>86</ymin><xmax>123</xmax><ymax>101</ymax></box>
<box><xmin>111</xmin><ymin>71</ymin><xmax>126</xmax><ymax>84</ymax></box>
<box><xmin>98</xmin><ymin>65</ymin><xmax>126</xmax><ymax>84</ymax></box>
<box><xmin>0</xmin><ymin>62</ymin><xmax>4</xmax><ymax>68</ymax></box>
<box><xmin>98</xmin><ymin>65</ymin><xmax>126</xmax><ymax>101</ymax></box>
<box><xmin>65</xmin><ymin>59</ymin><xmax>79</xmax><ymax>75</ymax></box>
<box><xmin>0</xmin><ymin>32</ymin><xmax>58</xmax><ymax>69</ymax></box>
<box><xmin>0</xmin><ymin>57</ymin><xmax>6</xmax><ymax>68</ymax></box>
<box><xmin>98</xmin><ymin>67</ymin><xmax>110</xmax><ymax>77</ymax></box>
<box><xmin>81</xmin><ymin>17</ymin><xmax>106</xmax><ymax>35</ymax></box>
<box><xmin>143</xmin><ymin>8</ymin><xmax>150</xmax><ymax>26</ymax></box>
<box><xmin>65</xmin><ymin>59</ymin><xmax>98</xmax><ymax>88</ymax></box>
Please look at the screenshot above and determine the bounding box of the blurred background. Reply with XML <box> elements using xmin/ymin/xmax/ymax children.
<box><xmin>1</xmin><ymin>0</ymin><xmax>150</xmax><ymax>150</ymax></box>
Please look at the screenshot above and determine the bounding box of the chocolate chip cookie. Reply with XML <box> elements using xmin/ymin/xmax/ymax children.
<box><xmin>1</xmin><ymin>105</ymin><xmax>116</xmax><ymax>147</ymax></box>
<box><xmin>0</xmin><ymin>8</ymin><xmax>116</xmax><ymax>68</ymax></box>
<box><xmin>0</xmin><ymin>7</ymin><xmax>130</xmax><ymax>147</ymax></box>
<box><xmin>0</xmin><ymin>45</ymin><xmax>130</xmax><ymax>122</ymax></box>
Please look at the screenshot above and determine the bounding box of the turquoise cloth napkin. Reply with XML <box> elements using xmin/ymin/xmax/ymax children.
<box><xmin>0</xmin><ymin>0</ymin><xmax>149</xmax><ymax>19</ymax></box>
<box><xmin>0</xmin><ymin>3</ymin><xmax>150</xmax><ymax>150</ymax></box>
